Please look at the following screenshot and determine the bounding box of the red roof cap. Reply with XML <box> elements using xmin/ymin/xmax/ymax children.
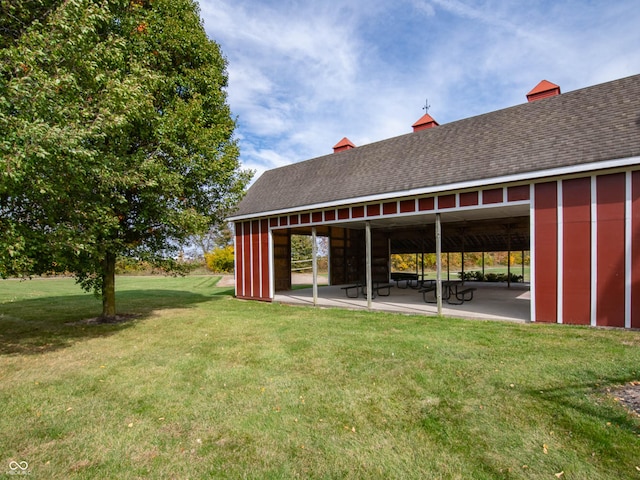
<box><xmin>333</xmin><ymin>137</ymin><xmax>356</xmax><ymax>153</ymax></box>
<box><xmin>412</xmin><ymin>113</ymin><xmax>439</xmax><ymax>132</ymax></box>
<box><xmin>526</xmin><ymin>80</ymin><xmax>561</xmax><ymax>102</ymax></box>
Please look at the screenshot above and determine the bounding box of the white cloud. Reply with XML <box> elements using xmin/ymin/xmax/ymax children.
<box><xmin>200</xmin><ymin>0</ymin><xmax>375</xmax><ymax>170</ymax></box>
<box><xmin>198</xmin><ymin>0</ymin><xmax>640</xmax><ymax>176</ymax></box>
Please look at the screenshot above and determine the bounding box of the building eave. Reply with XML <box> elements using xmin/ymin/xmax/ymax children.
<box><xmin>227</xmin><ymin>155</ymin><xmax>640</xmax><ymax>222</ymax></box>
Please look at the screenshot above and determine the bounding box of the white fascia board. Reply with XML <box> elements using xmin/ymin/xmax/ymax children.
<box><xmin>227</xmin><ymin>156</ymin><xmax>640</xmax><ymax>222</ymax></box>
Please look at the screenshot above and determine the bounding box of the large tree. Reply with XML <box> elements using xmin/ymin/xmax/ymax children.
<box><xmin>0</xmin><ymin>0</ymin><xmax>252</xmax><ymax>318</ymax></box>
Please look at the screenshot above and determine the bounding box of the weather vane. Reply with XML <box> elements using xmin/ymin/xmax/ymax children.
<box><xmin>422</xmin><ymin>98</ymin><xmax>431</xmax><ymax>114</ymax></box>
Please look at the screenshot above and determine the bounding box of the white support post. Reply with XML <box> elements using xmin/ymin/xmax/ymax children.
<box><xmin>268</xmin><ymin>228</ymin><xmax>274</xmax><ymax>300</ymax></box>
<box><xmin>312</xmin><ymin>227</ymin><xmax>318</xmax><ymax>306</ymax></box>
<box><xmin>233</xmin><ymin>223</ymin><xmax>239</xmax><ymax>298</ymax></box>
<box><xmin>436</xmin><ymin>213</ymin><xmax>442</xmax><ymax>315</ymax></box>
<box><xmin>591</xmin><ymin>176</ymin><xmax>598</xmax><ymax>327</ymax></box>
<box><xmin>625</xmin><ymin>171</ymin><xmax>632</xmax><ymax>329</ymax></box>
<box><xmin>557</xmin><ymin>180</ymin><xmax>564</xmax><ymax>324</ymax></box>
<box><xmin>366</xmin><ymin>221</ymin><xmax>372</xmax><ymax>310</ymax></box>
<box><xmin>507</xmin><ymin>223</ymin><xmax>511</xmax><ymax>289</ymax></box>
<box><xmin>529</xmin><ymin>183</ymin><xmax>536</xmax><ymax>323</ymax></box>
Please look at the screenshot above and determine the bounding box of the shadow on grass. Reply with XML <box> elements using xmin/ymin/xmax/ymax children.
<box><xmin>523</xmin><ymin>376</ymin><xmax>640</xmax><ymax>442</ymax></box>
<box><xmin>0</xmin><ymin>288</ymin><xmax>226</xmax><ymax>356</ymax></box>
<box><xmin>419</xmin><ymin>377</ymin><xmax>640</xmax><ymax>477</ymax></box>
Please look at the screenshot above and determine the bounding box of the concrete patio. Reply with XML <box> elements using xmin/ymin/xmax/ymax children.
<box><xmin>274</xmin><ymin>282</ymin><xmax>531</xmax><ymax>322</ymax></box>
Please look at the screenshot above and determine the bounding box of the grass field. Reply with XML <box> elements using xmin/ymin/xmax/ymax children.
<box><xmin>394</xmin><ymin>266</ymin><xmax>531</xmax><ymax>282</ymax></box>
<box><xmin>1</xmin><ymin>276</ymin><xmax>639</xmax><ymax>479</ymax></box>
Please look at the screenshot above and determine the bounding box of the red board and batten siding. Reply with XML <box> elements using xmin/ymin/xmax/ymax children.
<box><xmin>533</xmin><ymin>172</ymin><xmax>639</xmax><ymax>327</ymax></box>
<box><xmin>235</xmin><ymin>220</ymin><xmax>271</xmax><ymax>301</ymax></box>
<box><xmin>632</xmin><ymin>171</ymin><xmax>640</xmax><ymax>328</ymax></box>
<box><xmin>234</xmin><ymin>222</ymin><xmax>244</xmax><ymax>297</ymax></box>
<box><xmin>260</xmin><ymin>219</ymin><xmax>270</xmax><ymax>299</ymax></box>
<box><xmin>534</xmin><ymin>182</ymin><xmax>558</xmax><ymax>323</ymax></box>
<box><xmin>596</xmin><ymin>173</ymin><xmax>626</xmax><ymax>327</ymax></box>
<box><xmin>562</xmin><ymin>178</ymin><xmax>591</xmax><ymax>325</ymax></box>
<box><xmin>242</xmin><ymin>221</ymin><xmax>251</xmax><ymax>297</ymax></box>
<box><xmin>251</xmin><ymin>220</ymin><xmax>260</xmax><ymax>298</ymax></box>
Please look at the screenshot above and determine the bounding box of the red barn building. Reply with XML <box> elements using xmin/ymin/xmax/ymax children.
<box><xmin>228</xmin><ymin>74</ymin><xmax>640</xmax><ymax>329</ymax></box>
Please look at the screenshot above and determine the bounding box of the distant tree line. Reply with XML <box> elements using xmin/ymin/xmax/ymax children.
<box><xmin>391</xmin><ymin>252</ymin><xmax>530</xmax><ymax>272</ymax></box>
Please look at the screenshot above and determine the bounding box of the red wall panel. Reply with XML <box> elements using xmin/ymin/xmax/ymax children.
<box><xmin>235</xmin><ymin>222</ymin><xmax>244</xmax><ymax>297</ymax></box>
<box><xmin>562</xmin><ymin>178</ymin><xmax>591</xmax><ymax>325</ymax></box>
<box><xmin>383</xmin><ymin>202</ymin><xmax>397</xmax><ymax>215</ymax></box>
<box><xmin>400</xmin><ymin>199</ymin><xmax>416</xmax><ymax>213</ymax></box>
<box><xmin>460</xmin><ymin>191</ymin><xmax>478</xmax><ymax>207</ymax></box>
<box><xmin>534</xmin><ymin>182</ymin><xmax>558</xmax><ymax>322</ymax></box>
<box><xmin>508</xmin><ymin>185</ymin><xmax>530</xmax><ymax>202</ymax></box>
<box><xmin>596</xmin><ymin>173</ymin><xmax>626</xmax><ymax>327</ymax></box>
<box><xmin>632</xmin><ymin>171</ymin><xmax>640</xmax><ymax>328</ymax></box>
<box><xmin>418</xmin><ymin>197</ymin><xmax>434</xmax><ymax>211</ymax></box>
<box><xmin>260</xmin><ymin>219</ymin><xmax>270</xmax><ymax>299</ymax></box>
<box><xmin>438</xmin><ymin>194</ymin><xmax>456</xmax><ymax>209</ymax></box>
<box><xmin>483</xmin><ymin>188</ymin><xmax>503</xmax><ymax>204</ymax></box>
<box><xmin>242</xmin><ymin>221</ymin><xmax>251</xmax><ymax>297</ymax></box>
<box><xmin>367</xmin><ymin>204</ymin><xmax>380</xmax><ymax>216</ymax></box>
<box><xmin>352</xmin><ymin>206</ymin><xmax>365</xmax><ymax>218</ymax></box>
<box><xmin>251</xmin><ymin>220</ymin><xmax>260</xmax><ymax>298</ymax></box>
<box><xmin>235</xmin><ymin>220</ymin><xmax>270</xmax><ymax>301</ymax></box>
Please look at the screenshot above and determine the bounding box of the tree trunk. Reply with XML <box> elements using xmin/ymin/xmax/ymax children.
<box><xmin>101</xmin><ymin>251</ymin><xmax>116</xmax><ymax>319</ymax></box>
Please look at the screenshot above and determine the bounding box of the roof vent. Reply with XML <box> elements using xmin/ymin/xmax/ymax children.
<box><xmin>333</xmin><ymin>137</ymin><xmax>356</xmax><ymax>153</ymax></box>
<box><xmin>526</xmin><ymin>80</ymin><xmax>561</xmax><ymax>102</ymax></box>
<box><xmin>412</xmin><ymin>113</ymin><xmax>439</xmax><ymax>132</ymax></box>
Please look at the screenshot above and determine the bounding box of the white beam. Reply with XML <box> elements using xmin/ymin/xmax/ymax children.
<box><xmin>436</xmin><ymin>213</ymin><xmax>442</xmax><ymax>315</ymax></box>
<box><xmin>312</xmin><ymin>227</ymin><xmax>318</xmax><ymax>306</ymax></box>
<box><xmin>366</xmin><ymin>221</ymin><xmax>372</xmax><ymax>309</ymax></box>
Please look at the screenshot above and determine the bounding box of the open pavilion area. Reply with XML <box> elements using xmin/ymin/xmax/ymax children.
<box><xmin>231</xmin><ymin>75</ymin><xmax>640</xmax><ymax>329</ymax></box>
<box><xmin>275</xmin><ymin>281</ymin><xmax>531</xmax><ymax>322</ymax></box>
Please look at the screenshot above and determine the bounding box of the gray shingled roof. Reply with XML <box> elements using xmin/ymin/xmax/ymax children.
<box><xmin>233</xmin><ymin>74</ymin><xmax>640</xmax><ymax>218</ymax></box>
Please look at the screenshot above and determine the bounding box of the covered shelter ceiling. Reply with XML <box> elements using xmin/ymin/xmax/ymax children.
<box><xmin>288</xmin><ymin>203</ymin><xmax>530</xmax><ymax>253</ymax></box>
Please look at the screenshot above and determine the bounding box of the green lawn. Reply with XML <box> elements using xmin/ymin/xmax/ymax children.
<box><xmin>1</xmin><ymin>276</ymin><xmax>639</xmax><ymax>479</ymax></box>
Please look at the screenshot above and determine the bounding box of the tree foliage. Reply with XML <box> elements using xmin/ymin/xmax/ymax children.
<box><xmin>0</xmin><ymin>0</ymin><xmax>252</xmax><ymax>317</ymax></box>
<box><xmin>391</xmin><ymin>251</ymin><xmax>530</xmax><ymax>272</ymax></box>
<box><xmin>192</xmin><ymin>221</ymin><xmax>234</xmax><ymax>259</ymax></box>
<box><xmin>204</xmin><ymin>246</ymin><xmax>234</xmax><ymax>274</ymax></box>
<box><xmin>290</xmin><ymin>235</ymin><xmax>313</xmax><ymax>263</ymax></box>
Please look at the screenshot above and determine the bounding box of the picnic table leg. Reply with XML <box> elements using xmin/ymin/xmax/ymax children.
<box><xmin>445</xmin><ymin>284</ymin><xmax>464</xmax><ymax>305</ymax></box>
<box><xmin>344</xmin><ymin>285</ymin><xmax>360</xmax><ymax>298</ymax></box>
<box><xmin>360</xmin><ymin>284</ymin><xmax>377</xmax><ymax>299</ymax></box>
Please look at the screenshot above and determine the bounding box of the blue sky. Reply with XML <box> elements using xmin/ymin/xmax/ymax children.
<box><xmin>197</xmin><ymin>0</ymin><xmax>640</xmax><ymax>181</ymax></box>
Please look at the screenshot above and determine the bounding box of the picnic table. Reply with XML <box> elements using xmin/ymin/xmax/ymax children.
<box><xmin>341</xmin><ymin>281</ymin><xmax>393</xmax><ymax>299</ymax></box>
<box><xmin>390</xmin><ymin>272</ymin><xmax>419</xmax><ymax>289</ymax></box>
<box><xmin>419</xmin><ymin>280</ymin><xmax>476</xmax><ymax>305</ymax></box>
<box><xmin>390</xmin><ymin>272</ymin><xmax>430</xmax><ymax>289</ymax></box>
